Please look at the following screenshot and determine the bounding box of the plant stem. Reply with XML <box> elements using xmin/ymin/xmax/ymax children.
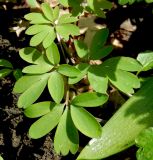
<box><xmin>56</xmin><ymin>33</ymin><xmax>68</xmax><ymax>63</ymax></box>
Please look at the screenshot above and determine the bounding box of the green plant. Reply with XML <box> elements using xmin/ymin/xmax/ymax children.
<box><xmin>11</xmin><ymin>1</ymin><xmax>145</xmax><ymax>157</ymax></box>
<box><xmin>0</xmin><ymin>59</ymin><xmax>22</xmax><ymax>80</ymax></box>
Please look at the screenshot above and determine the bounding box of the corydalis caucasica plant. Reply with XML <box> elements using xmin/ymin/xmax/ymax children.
<box><xmin>13</xmin><ymin>2</ymin><xmax>142</xmax><ymax>156</ymax></box>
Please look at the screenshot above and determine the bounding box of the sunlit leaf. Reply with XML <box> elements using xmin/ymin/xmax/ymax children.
<box><xmin>29</xmin><ymin>104</ymin><xmax>64</xmax><ymax>139</ymax></box>
<box><xmin>71</xmin><ymin>92</ymin><xmax>108</xmax><ymax>107</ymax></box>
<box><xmin>30</xmin><ymin>30</ymin><xmax>49</xmax><ymax>46</ymax></box>
<box><xmin>54</xmin><ymin>107</ymin><xmax>79</xmax><ymax>155</ymax></box>
<box><xmin>24</xmin><ymin>101</ymin><xmax>56</xmax><ymax>118</ymax></box>
<box><xmin>108</xmin><ymin>69</ymin><xmax>140</xmax><ymax>94</ymax></box>
<box><xmin>13</xmin><ymin>74</ymin><xmax>43</xmax><ymax>93</ymax></box>
<box><xmin>48</xmin><ymin>72</ymin><xmax>64</xmax><ymax>104</ymax></box>
<box><xmin>22</xmin><ymin>64</ymin><xmax>53</xmax><ymax>74</ymax></box>
<box><xmin>42</xmin><ymin>29</ymin><xmax>56</xmax><ymax>48</ymax></box>
<box><xmin>53</xmin><ymin>6</ymin><xmax>60</xmax><ymax>21</ymax></box>
<box><xmin>46</xmin><ymin>43</ymin><xmax>60</xmax><ymax>64</ymax></box>
<box><xmin>71</xmin><ymin>105</ymin><xmax>102</xmax><ymax>138</ymax></box>
<box><xmin>41</xmin><ymin>3</ymin><xmax>53</xmax><ymax>22</ymax></box>
<box><xmin>0</xmin><ymin>59</ymin><xmax>13</xmax><ymax>68</ymax></box>
<box><xmin>19</xmin><ymin>47</ymin><xmax>45</xmax><ymax>64</ymax></box>
<box><xmin>102</xmin><ymin>56</ymin><xmax>142</xmax><ymax>72</ymax></box>
<box><xmin>137</xmin><ymin>51</ymin><xmax>153</xmax><ymax>72</ymax></box>
<box><xmin>18</xmin><ymin>74</ymin><xmax>49</xmax><ymax>108</ymax></box>
<box><xmin>58</xmin><ymin>64</ymin><xmax>81</xmax><ymax>77</ymax></box>
<box><xmin>58</xmin><ymin>14</ymin><xmax>78</xmax><ymax>24</ymax></box>
<box><xmin>24</xmin><ymin>13</ymin><xmax>51</xmax><ymax>24</ymax></box>
<box><xmin>56</xmin><ymin>24</ymin><xmax>80</xmax><ymax>40</ymax></box>
<box><xmin>88</xmin><ymin>66</ymin><xmax>108</xmax><ymax>93</ymax></box>
<box><xmin>74</xmin><ymin>40</ymin><xmax>88</xmax><ymax>58</ymax></box>
<box><xmin>68</xmin><ymin>63</ymin><xmax>90</xmax><ymax>84</ymax></box>
<box><xmin>25</xmin><ymin>25</ymin><xmax>51</xmax><ymax>35</ymax></box>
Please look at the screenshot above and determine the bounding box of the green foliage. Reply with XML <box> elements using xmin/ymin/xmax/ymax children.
<box><xmin>136</xmin><ymin>128</ymin><xmax>153</xmax><ymax>160</ymax></box>
<box><xmin>0</xmin><ymin>59</ymin><xmax>22</xmax><ymax>80</ymax></box>
<box><xmin>78</xmin><ymin>78</ymin><xmax>153</xmax><ymax>159</ymax></box>
<box><xmin>6</xmin><ymin>1</ymin><xmax>153</xmax><ymax>159</ymax></box>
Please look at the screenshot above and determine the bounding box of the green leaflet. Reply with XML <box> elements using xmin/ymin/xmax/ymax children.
<box><xmin>26</xmin><ymin>0</ymin><xmax>40</xmax><ymax>8</ymax></box>
<box><xmin>13</xmin><ymin>74</ymin><xmax>42</xmax><ymax>93</ymax></box>
<box><xmin>19</xmin><ymin>47</ymin><xmax>45</xmax><ymax>64</ymax></box>
<box><xmin>58</xmin><ymin>14</ymin><xmax>78</xmax><ymax>24</ymax></box>
<box><xmin>74</xmin><ymin>40</ymin><xmax>88</xmax><ymax>58</ymax></box>
<box><xmin>54</xmin><ymin>107</ymin><xmax>79</xmax><ymax>155</ymax></box>
<box><xmin>53</xmin><ymin>6</ymin><xmax>60</xmax><ymax>20</ymax></box>
<box><xmin>89</xmin><ymin>28</ymin><xmax>109</xmax><ymax>58</ymax></box>
<box><xmin>68</xmin><ymin>63</ymin><xmax>90</xmax><ymax>84</ymax></box>
<box><xmin>46</xmin><ymin>43</ymin><xmax>60</xmax><ymax>65</ymax></box>
<box><xmin>137</xmin><ymin>51</ymin><xmax>153</xmax><ymax>72</ymax></box>
<box><xmin>102</xmin><ymin>56</ymin><xmax>142</xmax><ymax>72</ymax></box>
<box><xmin>42</xmin><ymin>29</ymin><xmax>56</xmax><ymax>48</ymax></box>
<box><xmin>71</xmin><ymin>105</ymin><xmax>102</xmax><ymax>138</ymax></box>
<box><xmin>136</xmin><ymin>128</ymin><xmax>153</xmax><ymax>160</ymax></box>
<box><xmin>24</xmin><ymin>13</ymin><xmax>51</xmax><ymax>24</ymax></box>
<box><xmin>88</xmin><ymin>66</ymin><xmax>108</xmax><ymax>94</ymax></box>
<box><xmin>17</xmin><ymin>74</ymin><xmax>49</xmax><ymax>108</ymax></box>
<box><xmin>108</xmin><ymin>69</ymin><xmax>140</xmax><ymax>94</ymax></box>
<box><xmin>71</xmin><ymin>92</ymin><xmax>108</xmax><ymax>107</ymax></box>
<box><xmin>24</xmin><ymin>101</ymin><xmax>56</xmax><ymax>118</ymax></box>
<box><xmin>0</xmin><ymin>69</ymin><xmax>12</xmax><ymax>78</ymax></box>
<box><xmin>77</xmin><ymin>79</ymin><xmax>153</xmax><ymax>159</ymax></box>
<box><xmin>56</xmin><ymin>24</ymin><xmax>80</xmax><ymax>40</ymax></box>
<box><xmin>58</xmin><ymin>64</ymin><xmax>81</xmax><ymax>77</ymax></box>
<box><xmin>30</xmin><ymin>30</ymin><xmax>49</xmax><ymax>46</ymax></box>
<box><xmin>22</xmin><ymin>64</ymin><xmax>53</xmax><ymax>74</ymax></box>
<box><xmin>0</xmin><ymin>59</ymin><xmax>13</xmax><ymax>68</ymax></box>
<box><xmin>13</xmin><ymin>69</ymin><xmax>22</xmax><ymax>80</ymax></box>
<box><xmin>90</xmin><ymin>45</ymin><xmax>113</xmax><ymax>60</ymax></box>
<box><xmin>25</xmin><ymin>24</ymin><xmax>51</xmax><ymax>35</ymax></box>
<box><xmin>41</xmin><ymin>3</ymin><xmax>54</xmax><ymax>22</ymax></box>
<box><xmin>29</xmin><ymin>104</ymin><xmax>64</xmax><ymax>139</ymax></box>
<box><xmin>48</xmin><ymin>72</ymin><xmax>64</xmax><ymax>104</ymax></box>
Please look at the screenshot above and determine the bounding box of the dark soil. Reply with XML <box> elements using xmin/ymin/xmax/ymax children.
<box><xmin>1</xmin><ymin>1</ymin><xmax>153</xmax><ymax>160</ymax></box>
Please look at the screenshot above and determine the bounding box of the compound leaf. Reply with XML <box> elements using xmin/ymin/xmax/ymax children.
<box><xmin>71</xmin><ymin>105</ymin><xmax>102</xmax><ymax>138</ymax></box>
<box><xmin>58</xmin><ymin>14</ymin><xmax>78</xmax><ymax>24</ymax></box>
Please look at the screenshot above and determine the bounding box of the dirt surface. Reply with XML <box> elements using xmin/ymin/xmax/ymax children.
<box><xmin>1</xmin><ymin>1</ymin><xmax>153</xmax><ymax>160</ymax></box>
